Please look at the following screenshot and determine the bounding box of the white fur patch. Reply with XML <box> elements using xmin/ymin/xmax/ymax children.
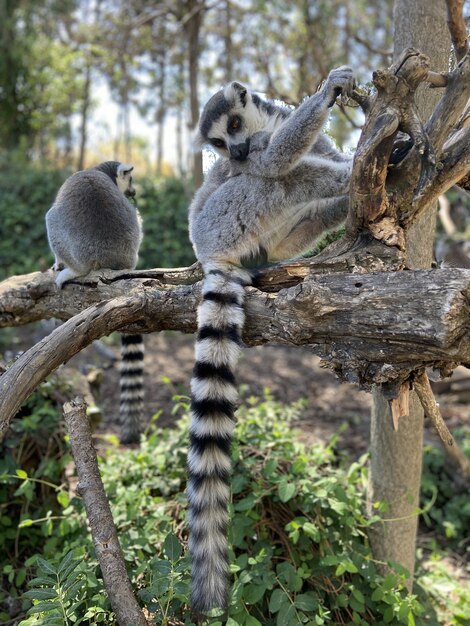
<box><xmin>188</xmin><ymin>525</ymin><xmax>227</xmax><ymax>558</ymax></box>
<box><xmin>188</xmin><ymin>475</ymin><xmax>230</xmax><ymax>506</ymax></box>
<box><xmin>188</xmin><ymin>444</ymin><xmax>232</xmax><ymax>476</ymax></box>
<box><xmin>195</xmin><ymin>337</ymin><xmax>241</xmax><ymax>369</ymax></box>
<box><xmin>191</xmin><ymin>377</ymin><xmax>238</xmax><ymax>404</ymax></box>
<box><xmin>190</xmin><ymin>413</ymin><xmax>235</xmax><ymax>438</ymax></box>
<box><xmin>198</xmin><ymin>300</ymin><xmax>245</xmax><ymax>330</ymax></box>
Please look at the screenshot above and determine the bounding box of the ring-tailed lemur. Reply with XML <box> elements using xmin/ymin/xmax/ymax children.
<box><xmin>46</xmin><ymin>161</ymin><xmax>145</xmax><ymax>444</ymax></box>
<box><xmin>187</xmin><ymin>66</ymin><xmax>354</xmax><ymax>613</ymax></box>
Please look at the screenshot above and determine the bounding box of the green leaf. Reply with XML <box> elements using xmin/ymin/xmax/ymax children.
<box><xmin>19</xmin><ymin>519</ymin><xmax>34</xmax><ymax>528</ymax></box>
<box><xmin>244</xmin><ymin>583</ymin><xmax>266</xmax><ymax>604</ymax></box>
<box><xmin>163</xmin><ymin>532</ymin><xmax>182</xmax><ymax>562</ymax></box>
<box><xmin>56</xmin><ymin>490</ymin><xmax>69</xmax><ymax>508</ymax></box>
<box><xmin>235</xmin><ymin>493</ymin><xmax>258</xmax><ymax>511</ymax></box>
<box><xmin>28</xmin><ymin>576</ymin><xmax>56</xmax><ymax>587</ymax></box>
<box><xmin>295</xmin><ymin>592</ymin><xmax>318</xmax><ymax>612</ymax></box>
<box><xmin>16</xmin><ymin>469</ymin><xmax>28</xmax><ymax>479</ymax></box>
<box><xmin>246</xmin><ymin>617</ymin><xmax>263</xmax><ymax>626</ymax></box>
<box><xmin>278</xmin><ymin>480</ymin><xmax>296</xmax><ymax>503</ymax></box>
<box><xmin>28</xmin><ymin>601</ymin><xmax>60</xmax><ymax>614</ymax></box>
<box><xmin>23</xmin><ymin>588</ymin><xmax>58</xmax><ymax>600</ymax></box>
<box><xmin>351</xmin><ymin>588</ymin><xmax>365</xmax><ymax>604</ymax></box>
<box><xmin>37</xmin><ymin>558</ymin><xmax>57</xmax><ymax>577</ymax></box>
<box><xmin>269</xmin><ymin>589</ymin><xmax>288</xmax><ymax>613</ymax></box>
<box><xmin>277</xmin><ymin>601</ymin><xmax>297</xmax><ymax>626</ymax></box>
<box><xmin>371</xmin><ymin>587</ymin><xmax>383</xmax><ymax>602</ymax></box>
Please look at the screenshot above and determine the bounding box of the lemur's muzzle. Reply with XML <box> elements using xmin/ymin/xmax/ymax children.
<box><xmin>125</xmin><ymin>187</ymin><xmax>136</xmax><ymax>198</ymax></box>
<box><xmin>230</xmin><ymin>139</ymin><xmax>250</xmax><ymax>161</ymax></box>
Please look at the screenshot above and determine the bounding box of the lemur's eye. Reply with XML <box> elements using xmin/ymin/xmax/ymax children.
<box><xmin>210</xmin><ymin>138</ymin><xmax>226</xmax><ymax>149</ymax></box>
<box><xmin>229</xmin><ymin>116</ymin><xmax>241</xmax><ymax>132</ymax></box>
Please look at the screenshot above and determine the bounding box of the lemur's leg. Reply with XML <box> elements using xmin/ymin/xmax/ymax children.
<box><xmin>268</xmin><ymin>195</ymin><xmax>349</xmax><ymax>261</ymax></box>
<box><xmin>257</xmin><ymin>67</ymin><xmax>354</xmax><ymax>177</ymax></box>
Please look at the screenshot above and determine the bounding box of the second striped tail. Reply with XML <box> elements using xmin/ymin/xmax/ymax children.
<box><xmin>119</xmin><ymin>333</ymin><xmax>144</xmax><ymax>444</ymax></box>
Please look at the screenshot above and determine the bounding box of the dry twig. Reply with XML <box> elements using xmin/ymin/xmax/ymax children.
<box><xmin>414</xmin><ymin>372</ymin><xmax>470</xmax><ymax>478</ymax></box>
<box><xmin>63</xmin><ymin>397</ymin><xmax>149</xmax><ymax>626</ymax></box>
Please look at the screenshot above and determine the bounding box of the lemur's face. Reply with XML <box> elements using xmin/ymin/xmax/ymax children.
<box><xmin>117</xmin><ymin>164</ymin><xmax>136</xmax><ymax>197</ymax></box>
<box><xmin>196</xmin><ymin>82</ymin><xmax>266</xmax><ymax>161</ymax></box>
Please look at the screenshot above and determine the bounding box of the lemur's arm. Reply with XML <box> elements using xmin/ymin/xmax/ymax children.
<box><xmin>251</xmin><ymin>66</ymin><xmax>354</xmax><ymax>177</ymax></box>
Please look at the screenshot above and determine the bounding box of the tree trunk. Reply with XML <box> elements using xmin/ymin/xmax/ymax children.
<box><xmin>77</xmin><ymin>61</ymin><xmax>92</xmax><ymax>170</ymax></box>
<box><xmin>155</xmin><ymin>54</ymin><xmax>166</xmax><ymax>175</ymax></box>
<box><xmin>367</xmin><ymin>0</ymin><xmax>451</xmax><ymax>587</ymax></box>
<box><xmin>183</xmin><ymin>0</ymin><xmax>204</xmax><ymax>189</ymax></box>
<box><xmin>223</xmin><ymin>0</ymin><xmax>233</xmax><ymax>81</ymax></box>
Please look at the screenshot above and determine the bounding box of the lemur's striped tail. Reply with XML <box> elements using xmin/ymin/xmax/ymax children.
<box><xmin>119</xmin><ymin>333</ymin><xmax>144</xmax><ymax>444</ymax></box>
<box><xmin>188</xmin><ymin>266</ymin><xmax>252</xmax><ymax>614</ymax></box>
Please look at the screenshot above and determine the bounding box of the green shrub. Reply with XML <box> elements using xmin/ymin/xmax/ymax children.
<box><xmin>0</xmin><ymin>375</ymin><xmax>74</xmax><ymax>623</ymax></box>
<box><xmin>420</xmin><ymin>429</ymin><xmax>470</xmax><ymax>550</ymax></box>
<box><xmin>0</xmin><ymin>156</ymin><xmax>68</xmax><ymax>279</ymax></box>
<box><xmin>136</xmin><ymin>177</ymin><xmax>196</xmax><ymax>270</ymax></box>
<box><xmin>10</xmin><ymin>391</ymin><xmax>469</xmax><ymax>626</ymax></box>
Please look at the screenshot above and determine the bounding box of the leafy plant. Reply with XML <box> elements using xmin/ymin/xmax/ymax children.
<box><xmin>0</xmin><ymin>155</ymin><xmax>68</xmax><ymax>280</ymax></box>
<box><xmin>420</xmin><ymin>428</ymin><xmax>470</xmax><ymax>550</ymax></box>
<box><xmin>19</xmin><ymin>552</ymin><xmax>88</xmax><ymax>626</ymax></box>
<box><xmin>135</xmin><ymin>176</ymin><xmax>196</xmax><ymax>270</ymax></box>
<box><xmin>13</xmin><ymin>391</ymin><xmax>468</xmax><ymax>625</ymax></box>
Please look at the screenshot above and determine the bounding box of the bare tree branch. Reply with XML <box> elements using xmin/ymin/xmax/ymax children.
<box><xmin>414</xmin><ymin>372</ymin><xmax>470</xmax><ymax>478</ymax></box>
<box><xmin>63</xmin><ymin>397</ymin><xmax>149</xmax><ymax>626</ymax></box>
<box><xmin>415</xmin><ymin>124</ymin><xmax>470</xmax><ymax>211</ymax></box>
<box><xmin>446</xmin><ymin>0</ymin><xmax>469</xmax><ymax>62</ymax></box>
<box><xmin>425</xmin><ymin>53</ymin><xmax>470</xmax><ymax>155</ymax></box>
<box><xmin>353</xmin><ymin>33</ymin><xmax>392</xmax><ymax>58</ymax></box>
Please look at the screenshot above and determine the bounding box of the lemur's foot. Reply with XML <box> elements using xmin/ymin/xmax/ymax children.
<box><xmin>325</xmin><ymin>66</ymin><xmax>355</xmax><ymax>107</ymax></box>
<box><xmin>55</xmin><ymin>268</ymin><xmax>81</xmax><ymax>289</ymax></box>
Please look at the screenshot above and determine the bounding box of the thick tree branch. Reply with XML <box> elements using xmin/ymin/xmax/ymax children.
<box><xmin>63</xmin><ymin>397</ymin><xmax>149</xmax><ymax>626</ymax></box>
<box><xmin>1</xmin><ymin>267</ymin><xmax>470</xmax><ymax>440</ymax></box>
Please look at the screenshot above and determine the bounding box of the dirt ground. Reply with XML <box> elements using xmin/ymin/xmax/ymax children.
<box><xmin>58</xmin><ymin>330</ymin><xmax>470</xmax><ymax>458</ymax></box>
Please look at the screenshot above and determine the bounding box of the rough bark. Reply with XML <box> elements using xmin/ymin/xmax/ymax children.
<box><xmin>367</xmin><ymin>0</ymin><xmax>453</xmax><ymax>590</ymax></box>
<box><xmin>1</xmin><ymin>266</ymin><xmax>470</xmax><ymax>441</ymax></box>
<box><xmin>182</xmin><ymin>0</ymin><xmax>204</xmax><ymax>189</ymax></box>
<box><xmin>63</xmin><ymin>397</ymin><xmax>149</xmax><ymax>626</ymax></box>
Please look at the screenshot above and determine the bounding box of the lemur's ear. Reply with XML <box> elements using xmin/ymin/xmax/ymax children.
<box><xmin>192</xmin><ymin>128</ymin><xmax>206</xmax><ymax>152</ymax></box>
<box><xmin>117</xmin><ymin>163</ymin><xmax>134</xmax><ymax>176</ymax></box>
<box><xmin>224</xmin><ymin>81</ymin><xmax>249</xmax><ymax>107</ymax></box>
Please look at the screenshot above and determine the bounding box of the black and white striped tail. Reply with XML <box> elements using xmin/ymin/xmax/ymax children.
<box><xmin>119</xmin><ymin>333</ymin><xmax>144</xmax><ymax>444</ymax></box>
<box><xmin>188</xmin><ymin>266</ymin><xmax>252</xmax><ymax>614</ymax></box>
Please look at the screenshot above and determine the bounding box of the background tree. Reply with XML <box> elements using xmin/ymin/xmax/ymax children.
<box><xmin>367</xmin><ymin>0</ymin><xmax>453</xmax><ymax>586</ymax></box>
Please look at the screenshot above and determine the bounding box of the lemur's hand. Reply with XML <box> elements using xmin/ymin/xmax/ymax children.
<box><xmin>324</xmin><ymin>66</ymin><xmax>355</xmax><ymax>107</ymax></box>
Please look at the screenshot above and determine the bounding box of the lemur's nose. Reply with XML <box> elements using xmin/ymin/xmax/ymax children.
<box><xmin>230</xmin><ymin>140</ymin><xmax>250</xmax><ymax>161</ymax></box>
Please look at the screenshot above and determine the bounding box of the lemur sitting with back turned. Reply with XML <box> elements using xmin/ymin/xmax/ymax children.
<box><xmin>187</xmin><ymin>66</ymin><xmax>354</xmax><ymax>614</ymax></box>
<box><xmin>46</xmin><ymin>161</ymin><xmax>145</xmax><ymax>444</ymax></box>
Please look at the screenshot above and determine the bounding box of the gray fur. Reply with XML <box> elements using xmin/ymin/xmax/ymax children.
<box><xmin>187</xmin><ymin>66</ymin><xmax>355</xmax><ymax>615</ymax></box>
<box><xmin>190</xmin><ymin>66</ymin><xmax>354</xmax><ymax>265</ymax></box>
<box><xmin>46</xmin><ymin>161</ymin><xmax>144</xmax><ymax>444</ymax></box>
<box><xmin>46</xmin><ymin>161</ymin><xmax>142</xmax><ymax>288</ymax></box>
